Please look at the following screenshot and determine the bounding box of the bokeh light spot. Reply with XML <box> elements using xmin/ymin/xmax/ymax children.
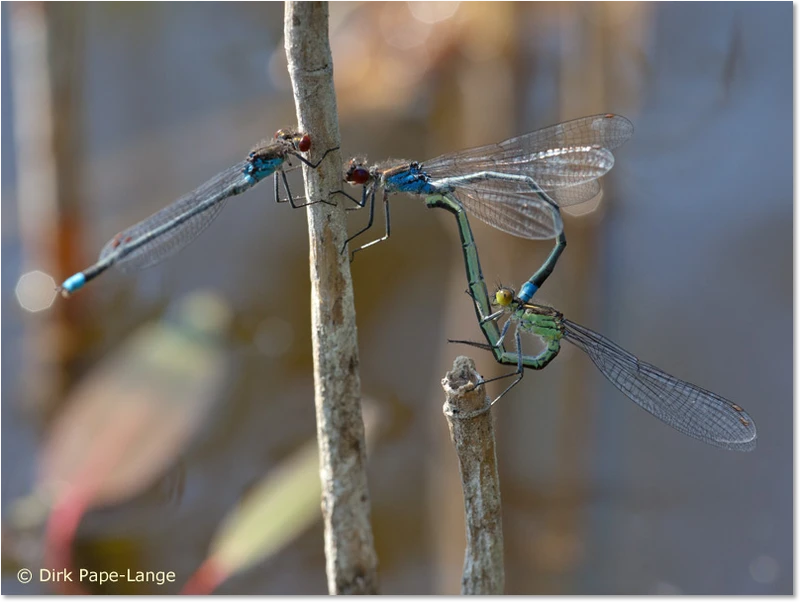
<box><xmin>750</xmin><ymin>555</ymin><xmax>779</xmax><ymax>584</ymax></box>
<box><xmin>15</xmin><ymin>270</ymin><xmax>57</xmax><ymax>312</ymax></box>
<box><xmin>407</xmin><ymin>1</ymin><xmax>460</xmax><ymax>24</ymax></box>
<box><xmin>380</xmin><ymin>4</ymin><xmax>432</xmax><ymax>50</ymax></box>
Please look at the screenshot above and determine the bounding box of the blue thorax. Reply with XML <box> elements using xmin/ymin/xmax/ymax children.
<box><xmin>384</xmin><ymin>164</ymin><xmax>437</xmax><ymax>195</ymax></box>
<box><xmin>245</xmin><ymin>156</ymin><xmax>285</xmax><ymax>183</ymax></box>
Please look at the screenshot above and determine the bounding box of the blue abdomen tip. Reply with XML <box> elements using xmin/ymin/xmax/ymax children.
<box><xmin>62</xmin><ymin>273</ymin><xmax>86</xmax><ymax>293</ymax></box>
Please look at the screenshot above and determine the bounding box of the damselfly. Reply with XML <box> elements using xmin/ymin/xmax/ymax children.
<box><xmin>421</xmin><ymin>144</ymin><xmax>756</xmax><ymax>452</ymax></box>
<box><xmin>60</xmin><ymin>130</ymin><xmax>335</xmax><ymax>297</ymax></box>
<box><xmin>451</xmin><ymin>286</ymin><xmax>757</xmax><ymax>452</ymax></box>
<box><xmin>342</xmin><ymin>113</ymin><xmax>633</xmax><ymax>302</ymax></box>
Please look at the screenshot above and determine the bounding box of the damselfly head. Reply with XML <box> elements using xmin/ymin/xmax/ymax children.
<box><xmin>344</xmin><ymin>158</ymin><xmax>371</xmax><ymax>185</ymax></box>
<box><xmin>494</xmin><ymin>287</ymin><xmax>516</xmax><ymax>308</ymax></box>
<box><xmin>273</xmin><ymin>129</ymin><xmax>311</xmax><ymax>153</ymax></box>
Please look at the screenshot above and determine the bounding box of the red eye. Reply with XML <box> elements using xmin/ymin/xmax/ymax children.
<box><xmin>297</xmin><ymin>134</ymin><xmax>311</xmax><ymax>152</ymax></box>
<box><xmin>348</xmin><ymin>167</ymin><xmax>370</xmax><ymax>185</ymax></box>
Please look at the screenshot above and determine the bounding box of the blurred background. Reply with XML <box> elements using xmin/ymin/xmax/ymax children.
<box><xmin>1</xmin><ymin>2</ymin><xmax>791</xmax><ymax>595</ymax></box>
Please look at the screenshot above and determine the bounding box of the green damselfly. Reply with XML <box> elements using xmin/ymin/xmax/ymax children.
<box><xmin>429</xmin><ymin>193</ymin><xmax>757</xmax><ymax>452</ymax></box>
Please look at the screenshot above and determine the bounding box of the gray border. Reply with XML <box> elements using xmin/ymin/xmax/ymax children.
<box><xmin>3</xmin><ymin>594</ymin><xmax>794</xmax><ymax>602</ymax></box>
<box><xmin>2</xmin><ymin>3</ymin><xmax>800</xmax><ymax>602</ymax></box>
<box><xmin>792</xmin><ymin>3</ymin><xmax>800</xmax><ymax>593</ymax></box>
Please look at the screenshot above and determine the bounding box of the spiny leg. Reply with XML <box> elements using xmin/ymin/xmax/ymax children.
<box><xmin>450</xmin><ymin>320</ymin><xmax>525</xmax><ymax>392</ymax></box>
<box><xmin>489</xmin><ymin>328</ymin><xmax>529</xmax><ymax>404</ymax></box>
<box><xmin>293</xmin><ymin>145</ymin><xmax>339</xmax><ymax>169</ymax></box>
<box><xmin>460</xmin><ymin>284</ymin><xmax>506</xmax><ymax>359</ymax></box>
<box><xmin>279</xmin><ymin>170</ymin><xmax>334</xmax><ymax>208</ymax></box>
<box><xmin>448</xmin><ymin>336</ymin><xmax>526</xmax><ymax>391</ymax></box>
<box><xmin>493</xmin><ymin>316</ymin><xmax>512</xmax><ymax>348</ymax></box>
<box><xmin>329</xmin><ymin>185</ymin><xmax>367</xmax><ymax>209</ymax></box>
<box><xmin>341</xmin><ymin>186</ymin><xmax>376</xmax><ymax>255</ymax></box>
<box><xmin>274</xmin><ymin>145</ymin><xmax>340</xmax><ymax>208</ymax></box>
<box><xmin>451</xmin><ymin>316</ymin><xmax>562</xmax><ymax>403</ymax></box>
<box><xmin>462</xmin><ymin>286</ymin><xmax>504</xmax><ymax>325</ymax></box>
<box><xmin>348</xmin><ymin>189</ymin><xmax>392</xmax><ymax>261</ymax></box>
<box><xmin>476</xmin><ymin>326</ymin><xmax>526</xmax><ymax>403</ymax></box>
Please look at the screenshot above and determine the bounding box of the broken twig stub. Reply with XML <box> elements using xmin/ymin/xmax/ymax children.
<box><xmin>442</xmin><ymin>356</ymin><xmax>504</xmax><ymax>595</ymax></box>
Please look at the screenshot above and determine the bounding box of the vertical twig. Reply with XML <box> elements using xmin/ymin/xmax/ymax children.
<box><xmin>283</xmin><ymin>2</ymin><xmax>378</xmax><ymax>595</ymax></box>
<box><xmin>442</xmin><ymin>356</ymin><xmax>504</xmax><ymax>595</ymax></box>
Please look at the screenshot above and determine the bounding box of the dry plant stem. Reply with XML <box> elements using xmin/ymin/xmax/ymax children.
<box><xmin>284</xmin><ymin>1</ymin><xmax>378</xmax><ymax>595</ymax></box>
<box><xmin>442</xmin><ymin>356</ymin><xmax>504</xmax><ymax>595</ymax></box>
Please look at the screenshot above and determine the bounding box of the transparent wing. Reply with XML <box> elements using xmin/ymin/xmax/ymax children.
<box><xmin>449</xmin><ymin>174</ymin><xmax>604</xmax><ymax>240</ymax></box>
<box><xmin>429</xmin><ymin>143</ymin><xmax>614</xmax><ymax>227</ymax></box>
<box><xmin>100</xmin><ymin>162</ymin><xmax>254</xmax><ymax>273</ymax></box>
<box><xmin>542</xmin><ymin>180</ymin><xmax>602</xmax><ymax>208</ymax></box>
<box><xmin>562</xmin><ymin>318</ymin><xmax>757</xmax><ymax>451</ymax></box>
<box><xmin>423</xmin><ymin>114</ymin><xmax>632</xmax><ymax>183</ymax></box>
<box><xmin>459</xmin><ymin>173</ymin><xmax>605</xmax><ymax>210</ymax></box>
<box><xmin>452</xmin><ymin>184</ymin><xmax>563</xmax><ymax>240</ymax></box>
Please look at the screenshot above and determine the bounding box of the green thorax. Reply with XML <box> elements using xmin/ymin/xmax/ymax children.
<box><xmin>509</xmin><ymin>301</ymin><xmax>564</xmax><ymax>341</ymax></box>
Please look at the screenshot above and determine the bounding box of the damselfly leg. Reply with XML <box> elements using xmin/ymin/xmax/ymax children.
<box><xmin>274</xmin><ymin>145</ymin><xmax>340</xmax><ymax>208</ymax></box>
